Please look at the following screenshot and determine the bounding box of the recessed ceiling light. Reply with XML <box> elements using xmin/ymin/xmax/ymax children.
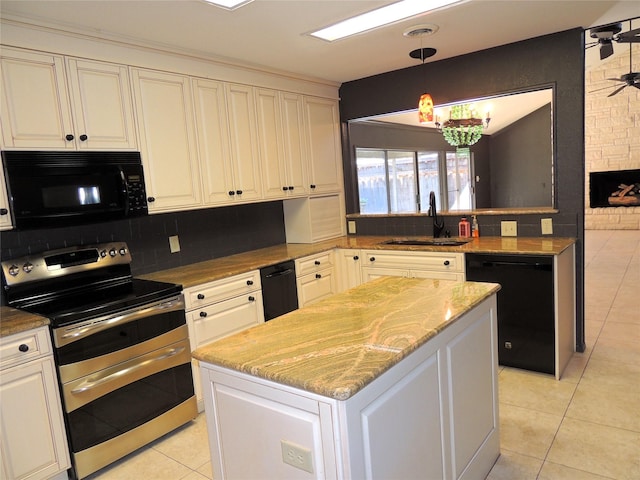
<box><xmin>310</xmin><ymin>0</ymin><xmax>462</xmax><ymax>42</ymax></box>
<box><xmin>202</xmin><ymin>0</ymin><xmax>254</xmax><ymax>10</ymax></box>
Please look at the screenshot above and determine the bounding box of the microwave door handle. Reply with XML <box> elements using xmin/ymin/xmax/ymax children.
<box><xmin>118</xmin><ymin>167</ymin><xmax>130</xmax><ymax>214</ymax></box>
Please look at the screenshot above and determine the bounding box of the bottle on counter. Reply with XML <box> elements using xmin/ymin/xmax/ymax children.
<box><xmin>472</xmin><ymin>215</ymin><xmax>480</xmax><ymax>238</ymax></box>
<box><xmin>458</xmin><ymin>217</ymin><xmax>471</xmax><ymax>237</ymax></box>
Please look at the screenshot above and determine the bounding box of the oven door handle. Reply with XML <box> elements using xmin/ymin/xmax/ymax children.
<box><xmin>70</xmin><ymin>345</ymin><xmax>186</xmax><ymax>395</ymax></box>
<box><xmin>56</xmin><ymin>295</ymin><xmax>184</xmax><ymax>347</ymax></box>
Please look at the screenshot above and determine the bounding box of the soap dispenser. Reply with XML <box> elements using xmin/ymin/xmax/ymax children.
<box><xmin>458</xmin><ymin>217</ymin><xmax>470</xmax><ymax>237</ymax></box>
<box><xmin>472</xmin><ymin>215</ymin><xmax>480</xmax><ymax>238</ymax></box>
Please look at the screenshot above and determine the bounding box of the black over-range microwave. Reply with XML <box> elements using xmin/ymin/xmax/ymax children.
<box><xmin>2</xmin><ymin>151</ymin><xmax>148</xmax><ymax>230</ymax></box>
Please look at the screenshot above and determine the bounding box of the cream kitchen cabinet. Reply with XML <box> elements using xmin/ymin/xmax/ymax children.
<box><xmin>0</xmin><ymin>47</ymin><xmax>136</xmax><ymax>151</ymax></box>
<box><xmin>283</xmin><ymin>193</ymin><xmax>345</xmax><ymax>243</ymax></box>
<box><xmin>0</xmin><ymin>167</ymin><xmax>12</xmax><ymax>230</ymax></box>
<box><xmin>295</xmin><ymin>251</ymin><xmax>337</xmax><ymax>307</ymax></box>
<box><xmin>361</xmin><ymin>250</ymin><xmax>465</xmax><ymax>283</ymax></box>
<box><xmin>256</xmin><ymin>89</ymin><xmax>307</xmax><ymax>200</ymax></box>
<box><xmin>131</xmin><ymin>68</ymin><xmax>202</xmax><ymax>212</ymax></box>
<box><xmin>335</xmin><ymin>248</ymin><xmax>363</xmax><ymax>292</ymax></box>
<box><xmin>303</xmin><ymin>97</ymin><xmax>343</xmax><ymax>194</ymax></box>
<box><xmin>0</xmin><ymin>327</ymin><xmax>70</xmax><ymax>480</ymax></box>
<box><xmin>184</xmin><ymin>271</ymin><xmax>264</xmax><ymax>409</ymax></box>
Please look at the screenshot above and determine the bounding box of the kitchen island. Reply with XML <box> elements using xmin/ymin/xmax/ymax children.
<box><xmin>193</xmin><ymin>276</ymin><xmax>501</xmax><ymax>479</ymax></box>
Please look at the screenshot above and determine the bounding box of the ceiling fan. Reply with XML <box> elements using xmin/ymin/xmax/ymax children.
<box><xmin>589</xmin><ymin>20</ymin><xmax>640</xmax><ymax>97</ymax></box>
<box><xmin>586</xmin><ymin>20</ymin><xmax>639</xmax><ymax>60</ymax></box>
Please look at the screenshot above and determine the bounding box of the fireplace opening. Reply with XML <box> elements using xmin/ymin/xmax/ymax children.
<box><xmin>589</xmin><ymin>169</ymin><xmax>640</xmax><ymax>208</ymax></box>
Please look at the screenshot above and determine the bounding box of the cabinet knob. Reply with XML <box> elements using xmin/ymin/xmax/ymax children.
<box><xmin>236</xmin><ymin>190</ymin><xmax>243</xmax><ymax>195</ymax></box>
<box><xmin>444</xmin><ymin>260</ymin><xmax>450</xmax><ymax>266</ymax></box>
<box><xmin>199</xmin><ymin>311</ymin><xmax>207</xmax><ymax>318</ymax></box>
<box><xmin>353</xmin><ymin>255</ymin><xmax>359</xmax><ymax>260</ymax></box>
<box><xmin>282</xmin><ymin>186</ymin><xmax>289</xmax><ymax>191</ymax></box>
<box><xmin>248</xmin><ymin>295</ymin><xmax>255</xmax><ymax>302</ymax></box>
<box><xmin>315</xmin><ymin>273</ymin><xmax>322</xmax><ymax>279</ymax></box>
<box><xmin>314</xmin><ymin>260</ymin><xmax>321</xmax><ymax>266</ymax></box>
<box><xmin>65</xmin><ymin>134</ymin><xmax>74</xmax><ymax>141</ymax></box>
<box><xmin>147</xmin><ymin>196</ymin><xmax>156</xmax><ymax>203</ymax></box>
<box><xmin>18</xmin><ymin>344</ymin><xmax>29</xmax><ymax>352</ymax></box>
<box><xmin>228</xmin><ymin>191</ymin><xmax>235</xmax><ymax>196</ymax></box>
<box><xmin>197</xmin><ymin>293</ymin><xmax>205</xmax><ymax>300</ymax></box>
<box><xmin>370</xmin><ymin>257</ymin><xmax>376</xmax><ymax>262</ymax></box>
<box><xmin>246</xmin><ymin>280</ymin><xmax>254</xmax><ymax>286</ymax></box>
<box><xmin>79</xmin><ymin>134</ymin><xmax>88</xmax><ymax>141</ymax></box>
<box><xmin>310</xmin><ymin>184</ymin><xmax>316</xmax><ymax>189</ymax></box>
<box><xmin>0</xmin><ymin>208</ymin><xmax>7</xmax><ymax>215</ymax></box>
<box><xmin>289</xmin><ymin>186</ymin><xmax>294</xmax><ymax>190</ymax></box>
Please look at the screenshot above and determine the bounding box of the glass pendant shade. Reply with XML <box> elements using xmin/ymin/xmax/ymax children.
<box><xmin>418</xmin><ymin>93</ymin><xmax>434</xmax><ymax>123</ymax></box>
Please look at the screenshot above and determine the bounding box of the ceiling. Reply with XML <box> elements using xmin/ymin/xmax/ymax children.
<box><xmin>0</xmin><ymin>0</ymin><xmax>638</xmax><ymax>85</ymax></box>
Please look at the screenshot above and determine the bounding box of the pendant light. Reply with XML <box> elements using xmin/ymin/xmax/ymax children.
<box><xmin>405</xmin><ymin>24</ymin><xmax>438</xmax><ymax>124</ymax></box>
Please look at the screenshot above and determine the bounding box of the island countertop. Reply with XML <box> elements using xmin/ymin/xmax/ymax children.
<box><xmin>193</xmin><ymin>277</ymin><xmax>500</xmax><ymax>400</ymax></box>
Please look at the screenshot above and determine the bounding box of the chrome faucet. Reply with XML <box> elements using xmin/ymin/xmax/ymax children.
<box><xmin>429</xmin><ymin>191</ymin><xmax>445</xmax><ymax>238</ymax></box>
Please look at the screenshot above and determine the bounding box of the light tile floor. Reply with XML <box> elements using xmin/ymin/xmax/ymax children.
<box><xmin>85</xmin><ymin>230</ymin><xmax>640</xmax><ymax>480</ymax></box>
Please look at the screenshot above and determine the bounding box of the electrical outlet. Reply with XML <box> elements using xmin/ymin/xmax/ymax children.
<box><xmin>281</xmin><ymin>440</ymin><xmax>314</xmax><ymax>473</ymax></box>
<box><xmin>168</xmin><ymin>235</ymin><xmax>181</xmax><ymax>253</ymax></box>
<box><xmin>541</xmin><ymin>218</ymin><xmax>553</xmax><ymax>235</ymax></box>
<box><xmin>501</xmin><ymin>221</ymin><xmax>518</xmax><ymax>237</ymax></box>
<box><xmin>348</xmin><ymin>220</ymin><xmax>357</xmax><ymax>234</ymax></box>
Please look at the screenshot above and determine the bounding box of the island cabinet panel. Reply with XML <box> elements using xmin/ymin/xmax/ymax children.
<box><xmin>199</xmin><ymin>294</ymin><xmax>499</xmax><ymax>480</ymax></box>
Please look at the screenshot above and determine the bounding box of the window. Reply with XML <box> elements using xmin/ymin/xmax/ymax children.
<box><xmin>356</xmin><ymin>148</ymin><xmax>474</xmax><ymax>214</ymax></box>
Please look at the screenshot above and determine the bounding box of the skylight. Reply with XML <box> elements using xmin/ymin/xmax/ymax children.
<box><xmin>202</xmin><ymin>0</ymin><xmax>254</xmax><ymax>10</ymax></box>
<box><xmin>310</xmin><ymin>0</ymin><xmax>463</xmax><ymax>42</ymax></box>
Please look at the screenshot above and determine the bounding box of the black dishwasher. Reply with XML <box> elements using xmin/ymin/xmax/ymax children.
<box><xmin>466</xmin><ymin>253</ymin><xmax>554</xmax><ymax>374</ymax></box>
<box><xmin>260</xmin><ymin>260</ymin><xmax>299</xmax><ymax>321</ymax></box>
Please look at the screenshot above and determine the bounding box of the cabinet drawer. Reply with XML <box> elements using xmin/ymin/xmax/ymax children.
<box><xmin>296</xmin><ymin>268</ymin><xmax>336</xmax><ymax>307</ymax></box>
<box><xmin>185</xmin><ymin>270</ymin><xmax>261</xmax><ymax>310</ymax></box>
<box><xmin>188</xmin><ymin>292</ymin><xmax>264</xmax><ymax>347</ymax></box>
<box><xmin>0</xmin><ymin>326</ymin><xmax>51</xmax><ymax>369</ymax></box>
<box><xmin>295</xmin><ymin>251</ymin><xmax>334</xmax><ymax>277</ymax></box>
<box><xmin>362</xmin><ymin>250</ymin><xmax>464</xmax><ymax>273</ymax></box>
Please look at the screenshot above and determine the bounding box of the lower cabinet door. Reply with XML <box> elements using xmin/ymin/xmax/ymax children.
<box><xmin>296</xmin><ymin>269</ymin><xmax>337</xmax><ymax>307</ymax></box>
<box><xmin>0</xmin><ymin>357</ymin><xmax>70</xmax><ymax>480</ymax></box>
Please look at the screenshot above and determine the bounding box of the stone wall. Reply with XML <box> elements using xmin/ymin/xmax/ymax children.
<box><xmin>585</xmin><ymin>47</ymin><xmax>640</xmax><ymax>230</ymax></box>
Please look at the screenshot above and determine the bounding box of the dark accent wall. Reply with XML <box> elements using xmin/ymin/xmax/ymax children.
<box><xmin>0</xmin><ymin>201</ymin><xmax>286</xmax><ymax>280</ymax></box>
<box><xmin>339</xmin><ymin>28</ymin><xmax>586</xmax><ymax>352</ymax></box>
<box><xmin>490</xmin><ymin>104</ymin><xmax>553</xmax><ymax>208</ymax></box>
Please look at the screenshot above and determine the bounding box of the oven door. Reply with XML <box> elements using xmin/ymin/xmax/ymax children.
<box><xmin>51</xmin><ymin>294</ymin><xmax>196</xmax><ymax>478</ymax></box>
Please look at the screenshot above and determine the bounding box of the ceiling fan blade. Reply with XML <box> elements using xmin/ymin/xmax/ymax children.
<box><xmin>633</xmin><ymin>83</ymin><xmax>640</xmax><ymax>90</ymax></box>
<box><xmin>599</xmin><ymin>41</ymin><xmax>614</xmax><ymax>59</ymax></box>
<box><xmin>607</xmin><ymin>84</ymin><xmax>627</xmax><ymax>97</ymax></box>
<box><xmin>616</xmin><ymin>27</ymin><xmax>640</xmax><ymax>43</ymax></box>
<box><xmin>605</xmin><ymin>77</ymin><xmax>624</xmax><ymax>82</ymax></box>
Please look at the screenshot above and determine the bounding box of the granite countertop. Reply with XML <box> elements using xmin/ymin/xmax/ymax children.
<box><xmin>0</xmin><ymin>306</ymin><xmax>50</xmax><ymax>338</ymax></box>
<box><xmin>193</xmin><ymin>277</ymin><xmax>501</xmax><ymax>400</ymax></box>
<box><xmin>140</xmin><ymin>235</ymin><xmax>575</xmax><ymax>288</ymax></box>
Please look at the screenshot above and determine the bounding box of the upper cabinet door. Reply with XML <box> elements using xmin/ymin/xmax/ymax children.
<box><xmin>0</xmin><ymin>48</ymin><xmax>75</xmax><ymax>150</ymax></box>
<box><xmin>280</xmin><ymin>92</ymin><xmax>308</xmax><ymax>196</ymax></box>
<box><xmin>131</xmin><ymin>68</ymin><xmax>202</xmax><ymax>212</ymax></box>
<box><xmin>225</xmin><ymin>83</ymin><xmax>262</xmax><ymax>202</ymax></box>
<box><xmin>303</xmin><ymin>97</ymin><xmax>343</xmax><ymax>194</ymax></box>
<box><xmin>255</xmin><ymin>88</ymin><xmax>286</xmax><ymax>200</ymax></box>
<box><xmin>66</xmin><ymin>58</ymin><xmax>137</xmax><ymax>150</ymax></box>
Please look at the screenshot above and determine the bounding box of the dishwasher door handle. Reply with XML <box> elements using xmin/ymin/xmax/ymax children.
<box><xmin>264</xmin><ymin>268</ymin><xmax>294</xmax><ymax>278</ymax></box>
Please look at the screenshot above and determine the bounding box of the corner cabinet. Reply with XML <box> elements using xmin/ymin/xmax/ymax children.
<box><xmin>361</xmin><ymin>250</ymin><xmax>465</xmax><ymax>282</ymax></box>
<box><xmin>184</xmin><ymin>271</ymin><xmax>264</xmax><ymax>410</ymax></box>
<box><xmin>0</xmin><ymin>327</ymin><xmax>70</xmax><ymax>480</ymax></box>
<box><xmin>0</xmin><ymin>47</ymin><xmax>137</xmax><ymax>150</ymax></box>
<box><xmin>131</xmin><ymin>68</ymin><xmax>202</xmax><ymax>212</ymax></box>
<box><xmin>199</xmin><ymin>294</ymin><xmax>499</xmax><ymax>479</ymax></box>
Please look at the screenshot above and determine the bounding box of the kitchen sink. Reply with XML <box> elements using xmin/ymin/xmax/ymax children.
<box><xmin>381</xmin><ymin>239</ymin><xmax>471</xmax><ymax>247</ymax></box>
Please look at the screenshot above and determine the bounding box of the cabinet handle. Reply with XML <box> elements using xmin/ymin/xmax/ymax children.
<box><xmin>246</xmin><ymin>280</ymin><xmax>254</xmax><ymax>286</ymax></box>
<box><xmin>315</xmin><ymin>273</ymin><xmax>322</xmax><ymax>279</ymax></box>
<box><xmin>65</xmin><ymin>134</ymin><xmax>74</xmax><ymax>141</ymax></box>
<box><xmin>197</xmin><ymin>293</ymin><xmax>205</xmax><ymax>300</ymax></box>
<box><xmin>289</xmin><ymin>186</ymin><xmax>294</xmax><ymax>190</ymax></box>
<box><xmin>236</xmin><ymin>190</ymin><xmax>243</xmax><ymax>195</ymax></box>
<box><xmin>310</xmin><ymin>184</ymin><xmax>316</xmax><ymax>189</ymax></box>
<box><xmin>79</xmin><ymin>134</ymin><xmax>88</xmax><ymax>141</ymax></box>
<box><xmin>0</xmin><ymin>208</ymin><xmax>7</xmax><ymax>215</ymax></box>
<box><xmin>248</xmin><ymin>295</ymin><xmax>255</xmax><ymax>302</ymax></box>
<box><xmin>314</xmin><ymin>260</ymin><xmax>321</xmax><ymax>266</ymax></box>
<box><xmin>282</xmin><ymin>186</ymin><xmax>289</xmax><ymax>191</ymax></box>
<box><xmin>444</xmin><ymin>260</ymin><xmax>450</xmax><ymax>266</ymax></box>
<box><xmin>370</xmin><ymin>257</ymin><xmax>376</xmax><ymax>262</ymax></box>
<box><xmin>18</xmin><ymin>344</ymin><xmax>29</xmax><ymax>352</ymax></box>
<box><xmin>353</xmin><ymin>255</ymin><xmax>359</xmax><ymax>260</ymax></box>
<box><xmin>199</xmin><ymin>311</ymin><xmax>207</xmax><ymax>318</ymax></box>
<box><xmin>228</xmin><ymin>191</ymin><xmax>235</xmax><ymax>196</ymax></box>
<box><xmin>147</xmin><ymin>196</ymin><xmax>156</xmax><ymax>203</ymax></box>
